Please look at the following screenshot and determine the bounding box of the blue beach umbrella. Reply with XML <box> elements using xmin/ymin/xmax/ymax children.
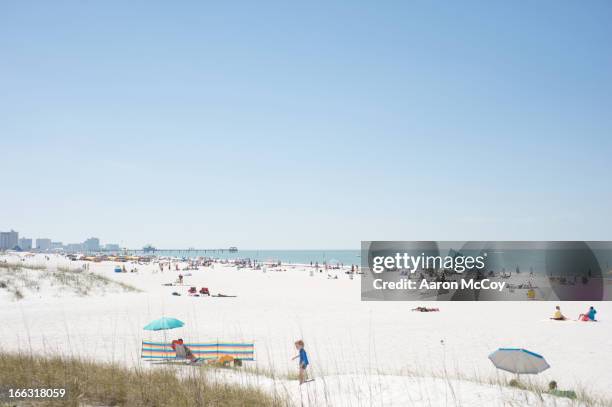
<box><xmin>143</xmin><ymin>317</ymin><xmax>184</xmax><ymax>331</ymax></box>
<box><xmin>488</xmin><ymin>348</ymin><xmax>550</xmax><ymax>375</ymax></box>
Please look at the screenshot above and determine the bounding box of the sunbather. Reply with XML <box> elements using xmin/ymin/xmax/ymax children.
<box><xmin>579</xmin><ymin>306</ymin><xmax>597</xmax><ymax>321</ymax></box>
<box><xmin>411</xmin><ymin>306</ymin><xmax>440</xmax><ymax>312</ymax></box>
<box><xmin>172</xmin><ymin>338</ymin><xmax>197</xmax><ymax>362</ymax></box>
<box><xmin>548</xmin><ymin>381</ymin><xmax>577</xmax><ymax>399</ymax></box>
<box><xmin>550</xmin><ymin>305</ymin><xmax>567</xmax><ymax>320</ymax></box>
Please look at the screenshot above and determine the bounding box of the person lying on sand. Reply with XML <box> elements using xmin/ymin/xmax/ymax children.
<box><xmin>411</xmin><ymin>306</ymin><xmax>440</xmax><ymax>312</ymax></box>
<box><xmin>548</xmin><ymin>381</ymin><xmax>577</xmax><ymax>399</ymax></box>
<box><xmin>550</xmin><ymin>305</ymin><xmax>567</xmax><ymax>320</ymax></box>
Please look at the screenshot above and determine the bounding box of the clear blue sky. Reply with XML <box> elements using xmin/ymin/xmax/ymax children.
<box><xmin>1</xmin><ymin>1</ymin><xmax>611</xmax><ymax>249</ymax></box>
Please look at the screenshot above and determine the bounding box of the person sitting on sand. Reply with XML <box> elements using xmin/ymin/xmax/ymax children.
<box><xmin>579</xmin><ymin>306</ymin><xmax>597</xmax><ymax>321</ymax></box>
<box><xmin>588</xmin><ymin>306</ymin><xmax>597</xmax><ymax>321</ymax></box>
<box><xmin>172</xmin><ymin>338</ymin><xmax>197</xmax><ymax>363</ymax></box>
<box><xmin>291</xmin><ymin>340</ymin><xmax>309</xmax><ymax>384</ymax></box>
<box><xmin>550</xmin><ymin>305</ymin><xmax>567</xmax><ymax>321</ymax></box>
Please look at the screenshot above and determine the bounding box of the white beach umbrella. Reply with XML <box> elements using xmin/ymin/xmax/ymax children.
<box><xmin>488</xmin><ymin>348</ymin><xmax>550</xmax><ymax>374</ymax></box>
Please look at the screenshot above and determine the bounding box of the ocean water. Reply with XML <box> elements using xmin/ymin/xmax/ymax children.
<box><xmin>141</xmin><ymin>249</ymin><xmax>360</xmax><ymax>265</ymax></box>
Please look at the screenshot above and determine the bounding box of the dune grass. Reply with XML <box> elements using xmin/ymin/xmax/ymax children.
<box><xmin>0</xmin><ymin>261</ymin><xmax>46</xmax><ymax>271</ymax></box>
<box><xmin>0</xmin><ymin>262</ymin><xmax>140</xmax><ymax>300</ymax></box>
<box><xmin>56</xmin><ymin>264</ymin><xmax>84</xmax><ymax>273</ymax></box>
<box><xmin>0</xmin><ymin>352</ymin><xmax>286</xmax><ymax>407</ymax></box>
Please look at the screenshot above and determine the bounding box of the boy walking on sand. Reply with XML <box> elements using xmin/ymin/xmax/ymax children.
<box><xmin>292</xmin><ymin>340</ymin><xmax>309</xmax><ymax>384</ymax></box>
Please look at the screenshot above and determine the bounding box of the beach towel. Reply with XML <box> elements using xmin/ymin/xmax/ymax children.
<box><xmin>550</xmin><ymin>389</ymin><xmax>577</xmax><ymax>399</ymax></box>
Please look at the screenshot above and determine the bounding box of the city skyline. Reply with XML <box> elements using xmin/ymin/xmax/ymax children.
<box><xmin>0</xmin><ymin>227</ymin><xmax>244</xmax><ymax>251</ymax></box>
<box><xmin>0</xmin><ymin>228</ymin><xmax>117</xmax><ymax>252</ymax></box>
<box><xmin>0</xmin><ymin>225</ymin><xmax>331</xmax><ymax>251</ymax></box>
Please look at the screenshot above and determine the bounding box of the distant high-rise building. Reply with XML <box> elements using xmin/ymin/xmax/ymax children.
<box><xmin>105</xmin><ymin>243</ymin><xmax>121</xmax><ymax>251</ymax></box>
<box><xmin>36</xmin><ymin>238</ymin><xmax>52</xmax><ymax>251</ymax></box>
<box><xmin>51</xmin><ymin>241</ymin><xmax>63</xmax><ymax>250</ymax></box>
<box><xmin>0</xmin><ymin>230</ymin><xmax>19</xmax><ymax>250</ymax></box>
<box><xmin>83</xmin><ymin>237</ymin><xmax>100</xmax><ymax>252</ymax></box>
<box><xmin>18</xmin><ymin>238</ymin><xmax>33</xmax><ymax>251</ymax></box>
<box><xmin>65</xmin><ymin>243</ymin><xmax>84</xmax><ymax>253</ymax></box>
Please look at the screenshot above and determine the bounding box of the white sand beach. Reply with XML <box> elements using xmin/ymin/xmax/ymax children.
<box><xmin>1</xmin><ymin>252</ymin><xmax>611</xmax><ymax>406</ymax></box>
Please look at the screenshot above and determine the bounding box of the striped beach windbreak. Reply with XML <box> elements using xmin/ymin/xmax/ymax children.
<box><xmin>141</xmin><ymin>340</ymin><xmax>255</xmax><ymax>361</ymax></box>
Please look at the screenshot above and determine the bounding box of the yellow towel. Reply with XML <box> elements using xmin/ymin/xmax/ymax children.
<box><xmin>218</xmin><ymin>355</ymin><xmax>235</xmax><ymax>364</ymax></box>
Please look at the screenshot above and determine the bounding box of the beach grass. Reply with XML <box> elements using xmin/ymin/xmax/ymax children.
<box><xmin>0</xmin><ymin>262</ymin><xmax>140</xmax><ymax>300</ymax></box>
<box><xmin>0</xmin><ymin>261</ymin><xmax>46</xmax><ymax>271</ymax></box>
<box><xmin>0</xmin><ymin>351</ymin><xmax>286</xmax><ymax>407</ymax></box>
